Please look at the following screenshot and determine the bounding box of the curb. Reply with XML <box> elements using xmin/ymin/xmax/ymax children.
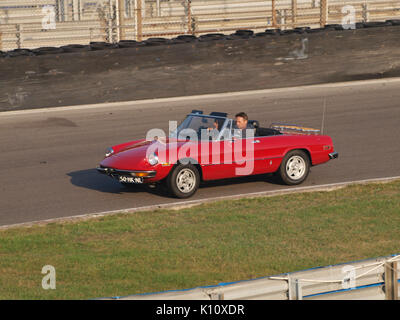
<box><xmin>1</xmin><ymin>77</ymin><xmax>400</xmax><ymax>117</ymax></box>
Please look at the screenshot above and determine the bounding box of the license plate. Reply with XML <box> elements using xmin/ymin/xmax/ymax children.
<box><xmin>119</xmin><ymin>176</ymin><xmax>143</xmax><ymax>184</ymax></box>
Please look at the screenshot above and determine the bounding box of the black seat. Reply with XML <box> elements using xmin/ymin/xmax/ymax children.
<box><xmin>255</xmin><ymin>127</ymin><xmax>282</xmax><ymax>137</ymax></box>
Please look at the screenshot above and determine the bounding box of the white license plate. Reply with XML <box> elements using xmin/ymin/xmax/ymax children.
<box><xmin>119</xmin><ymin>176</ymin><xmax>143</xmax><ymax>184</ymax></box>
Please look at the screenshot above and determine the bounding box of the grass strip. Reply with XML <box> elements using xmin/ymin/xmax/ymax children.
<box><xmin>0</xmin><ymin>180</ymin><xmax>399</xmax><ymax>299</ymax></box>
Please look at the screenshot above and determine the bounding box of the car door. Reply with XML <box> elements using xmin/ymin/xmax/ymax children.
<box><xmin>251</xmin><ymin>135</ymin><xmax>287</xmax><ymax>174</ymax></box>
<box><xmin>200</xmin><ymin>120</ymin><xmax>238</xmax><ymax>180</ymax></box>
<box><xmin>231</xmin><ymin>135</ymin><xmax>267</xmax><ymax>176</ymax></box>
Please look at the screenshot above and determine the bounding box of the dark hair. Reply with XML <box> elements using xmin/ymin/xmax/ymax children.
<box><xmin>235</xmin><ymin>112</ymin><xmax>248</xmax><ymax>121</ymax></box>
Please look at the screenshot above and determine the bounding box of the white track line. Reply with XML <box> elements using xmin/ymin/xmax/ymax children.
<box><xmin>1</xmin><ymin>175</ymin><xmax>399</xmax><ymax>230</ymax></box>
<box><xmin>1</xmin><ymin>77</ymin><xmax>400</xmax><ymax>117</ymax></box>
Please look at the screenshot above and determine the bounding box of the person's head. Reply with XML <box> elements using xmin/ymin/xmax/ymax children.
<box><xmin>235</xmin><ymin>112</ymin><xmax>248</xmax><ymax>130</ymax></box>
<box><xmin>213</xmin><ymin>119</ymin><xmax>219</xmax><ymax>129</ymax></box>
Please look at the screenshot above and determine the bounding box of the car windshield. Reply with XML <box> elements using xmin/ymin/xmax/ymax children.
<box><xmin>170</xmin><ymin>115</ymin><xmax>230</xmax><ymax>141</ymax></box>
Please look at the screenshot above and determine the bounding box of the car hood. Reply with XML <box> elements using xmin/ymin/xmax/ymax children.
<box><xmin>100</xmin><ymin>138</ymin><xmax>188</xmax><ymax>170</ymax></box>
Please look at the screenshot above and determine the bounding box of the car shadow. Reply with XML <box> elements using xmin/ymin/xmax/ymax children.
<box><xmin>200</xmin><ymin>172</ymin><xmax>286</xmax><ymax>189</ymax></box>
<box><xmin>66</xmin><ymin>168</ymin><xmax>170</xmax><ymax>197</ymax></box>
<box><xmin>67</xmin><ymin>168</ymin><xmax>287</xmax><ymax>199</ymax></box>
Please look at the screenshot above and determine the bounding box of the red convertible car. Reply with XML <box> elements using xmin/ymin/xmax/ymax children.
<box><xmin>97</xmin><ymin>110</ymin><xmax>338</xmax><ymax>198</ymax></box>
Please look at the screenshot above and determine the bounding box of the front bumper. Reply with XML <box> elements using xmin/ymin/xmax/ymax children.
<box><xmin>96</xmin><ymin>166</ymin><xmax>157</xmax><ymax>178</ymax></box>
<box><xmin>329</xmin><ymin>151</ymin><xmax>339</xmax><ymax>160</ymax></box>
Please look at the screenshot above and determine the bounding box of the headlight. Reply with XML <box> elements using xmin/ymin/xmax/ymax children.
<box><xmin>105</xmin><ymin>147</ymin><xmax>114</xmax><ymax>157</ymax></box>
<box><xmin>148</xmin><ymin>153</ymin><xmax>159</xmax><ymax>166</ymax></box>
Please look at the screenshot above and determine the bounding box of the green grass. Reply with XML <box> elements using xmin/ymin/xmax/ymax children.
<box><xmin>0</xmin><ymin>180</ymin><xmax>400</xmax><ymax>299</ymax></box>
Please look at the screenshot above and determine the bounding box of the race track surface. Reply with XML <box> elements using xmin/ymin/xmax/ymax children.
<box><xmin>0</xmin><ymin>79</ymin><xmax>399</xmax><ymax>226</ymax></box>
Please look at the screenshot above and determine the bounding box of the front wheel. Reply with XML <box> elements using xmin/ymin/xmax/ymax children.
<box><xmin>167</xmin><ymin>163</ymin><xmax>200</xmax><ymax>198</ymax></box>
<box><xmin>278</xmin><ymin>150</ymin><xmax>310</xmax><ymax>185</ymax></box>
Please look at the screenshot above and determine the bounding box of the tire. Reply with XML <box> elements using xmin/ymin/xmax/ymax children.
<box><xmin>231</xmin><ymin>30</ymin><xmax>254</xmax><ymax>38</ymax></box>
<box><xmin>117</xmin><ymin>40</ymin><xmax>143</xmax><ymax>48</ymax></box>
<box><xmin>264</xmin><ymin>29</ymin><xmax>281</xmax><ymax>35</ymax></box>
<box><xmin>60</xmin><ymin>44</ymin><xmax>90</xmax><ymax>52</ymax></box>
<box><xmin>32</xmin><ymin>47</ymin><xmax>64</xmax><ymax>55</ymax></box>
<box><xmin>305</xmin><ymin>27</ymin><xmax>325</xmax><ymax>33</ymax></box>
<box><xmin>293</xmin><ymin>27</ymin><xmax>310</xmax><ymax>34</ymax></box>
<box><xmin>279</xmin><ymin>29</ymin><xmax>296</xmax><ymax>35</ymax></box>
<box><xmin>255</xmin><ymin>32</ymin><xmax>269</xmax><ymax>37</ymax></box>
<box><xmin>198</xmin><ymin>33</ymin><xmax>226</xmax><ymax>41</ymax></box>
<box><xmin>324</xmin><ymin>24</ymin><xmax>341</xmax><ymax>31</ymax></box>
<box><xmin>278</xmin><ymin>150</ymin><xmax>310</xmax><ymax>185</ymax></box>
<box><xmin>386</xmin><ymin>19</ymin><xmax>400</xmax><ymax>26</ymax></box>
<box><xmin>175</xmin><ymin>35</ymin><xmax>197</xmax><ymax>42</ymax></box>
<box><xmin>89</xmin><ymin>42</ymin><xmax>118</xmax><ymax>50</ymax></box>
<box><xmin>167</xmin><ymin>163</ymin><xmax>200</xmax><ymax>198</ymax></box>
<box><xmin>8</xmin><ymin>49</ymin><xmax>34</xmax><ymax>57</ymax></box>
<box><xmin>144</xmin><ymin>38</ymin><xmax>170</xmax><ymax>46</ymax></box>
<box><xmin>362</xmin><ymin>21</ymin><xmax>387</xmax><ymax>28</ymax></box>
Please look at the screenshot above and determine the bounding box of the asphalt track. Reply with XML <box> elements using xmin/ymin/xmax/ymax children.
<box><xmin>1</xmin><ymin>78</ymin><xmax>400</xmax><ymax>227</ymax></box>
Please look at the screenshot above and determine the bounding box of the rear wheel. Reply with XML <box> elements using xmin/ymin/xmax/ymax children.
<box><xmin>167</xmin><ymin>163</ymin><xmax>200</xmax><ymax>198</ymax></box>
<box><xmin>278</xmin><ymin>150</ymin><xmax>310</xmax><ymax>185</ymax></box>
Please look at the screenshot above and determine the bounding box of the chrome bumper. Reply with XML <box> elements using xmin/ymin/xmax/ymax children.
<box><xmin>329</xmin><ymin>151</ymin><xmax>339</xmax><ymax>160</ymax></box>
<box><xmin>96</xmin><ymin>166</ymin><xmax>157</xmax><ymax>178</ymax></box>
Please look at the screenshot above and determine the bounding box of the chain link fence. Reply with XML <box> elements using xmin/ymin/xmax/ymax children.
<box><xmin>1</xmin><ymin>0</ymin><xmax>400</xmax><ymax>51</ymax></box>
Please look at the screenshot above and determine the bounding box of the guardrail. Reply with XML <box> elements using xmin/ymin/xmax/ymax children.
<box><xmin>103</xmin><ymin>254</ymin><xmax>400</xmax><ymax>300</ymax></box>
<box><xmin>1</xmin><ymin>0</ymin><xmax>400</xmax><ymax>51</ymax></box>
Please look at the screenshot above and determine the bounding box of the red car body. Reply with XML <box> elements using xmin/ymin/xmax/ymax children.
<box><xmin>97</xmin><ymin>111</ymin><xmax>338</xmax><ymax>198</ymax></box>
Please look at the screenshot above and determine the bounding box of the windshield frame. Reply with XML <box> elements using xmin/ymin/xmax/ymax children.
<box><xmin>170</xmin><ymin>114</ymin><xmax>232</xmax><ymax>141</ymax></box>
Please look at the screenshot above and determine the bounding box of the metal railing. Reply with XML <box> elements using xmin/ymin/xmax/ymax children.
<box><xmin>1</xmin><ymin>0</ymin><xmax>400</xmax><ymax>51</ymax></box>
<box><xmin>103</xmin><ymin>254</ymin><xmax>400</xmax><ymax>300</ymax></box>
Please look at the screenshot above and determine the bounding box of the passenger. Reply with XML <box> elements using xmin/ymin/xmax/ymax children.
<box><xmin>207</xmin><ymin>119</ymin><xmax>220</xmax><ymax>140</ymax></box>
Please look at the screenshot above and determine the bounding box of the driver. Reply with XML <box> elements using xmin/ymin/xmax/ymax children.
<box><xmin>233</xmin><ymin>112</ymin><xmax>254</xmax><ymax>139</ymax></box>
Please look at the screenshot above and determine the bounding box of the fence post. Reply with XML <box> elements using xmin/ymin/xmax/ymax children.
<box><xmin>272</xmin><ymin>0</ymin><xmax>277</xmax><ymax>28</ymax></box>
<box><xmin>320</xmin><ymin>0</ymin><xmax>328</xmax><ymax>27</ymax></box>
<box><xmin>107</xmin><ymin>0</ymin><xmax>113</xmax><ymax>43</ymax></box>
<box><xmin>156</xmin><ymin>0</ymin><xmax>161</xmax><ymax>17</ymax></box>
<box><xmin>292</xmin><ymin>0</ymin><xmax>297</xmax><ymax>28</ymax></box>
<box><xmin>72</xmin><ymin>0</ymin><xmax>80</xmax><ymax>21</ymax></box>
<box><xmin>187</xmin><ymin>0</ymin><xmax>192</xmax><ymax>34</ymax></box>
<box><xmin>288</xmin><ymin>277</ymin><xmax>302</xmax><ymax>300</ymax></box>
<box><xmin>384</xmin><ymin>261</ymin><xmax>398</xmax><ymax>300</ymax></box>
<box><xmin>135</xmin><ymin>0</ymin><xmax>143</xmax><ymax>41</ymax></box>
<box><xmin>116</xmin><ymin>0</ymin><xmax>123</xmax><ymax>42</ymax></box>
<box><xmin>362</xmin><ymin>3</ymin><xmax>370</xmax><ymax>22</ymax></box>
<box><xmin>16</xmin><ymin>24</ymin><xmax>22</xmax><ymax>49</ymax></box>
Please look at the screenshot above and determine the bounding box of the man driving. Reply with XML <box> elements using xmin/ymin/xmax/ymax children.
<box><xmin>233</xmin><ymin>112</ymin><xmax>254</xmax><ymax>139</ymax></box>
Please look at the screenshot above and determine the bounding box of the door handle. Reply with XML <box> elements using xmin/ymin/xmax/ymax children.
<box><xmin>252</xmin><ymin>140</ymin><xmax>260</xmax><ymax>143</ymax></box>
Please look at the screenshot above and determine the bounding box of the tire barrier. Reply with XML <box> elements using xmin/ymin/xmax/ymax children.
<box><xmin>1</xmin><ymin>20</ymin><xmax>399</xmax><ymax>59</ymax></box>
<box><xmin>6</xmin><ymin>49</ymin><xmax>34</xmax><ymax>57</ymax></box>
